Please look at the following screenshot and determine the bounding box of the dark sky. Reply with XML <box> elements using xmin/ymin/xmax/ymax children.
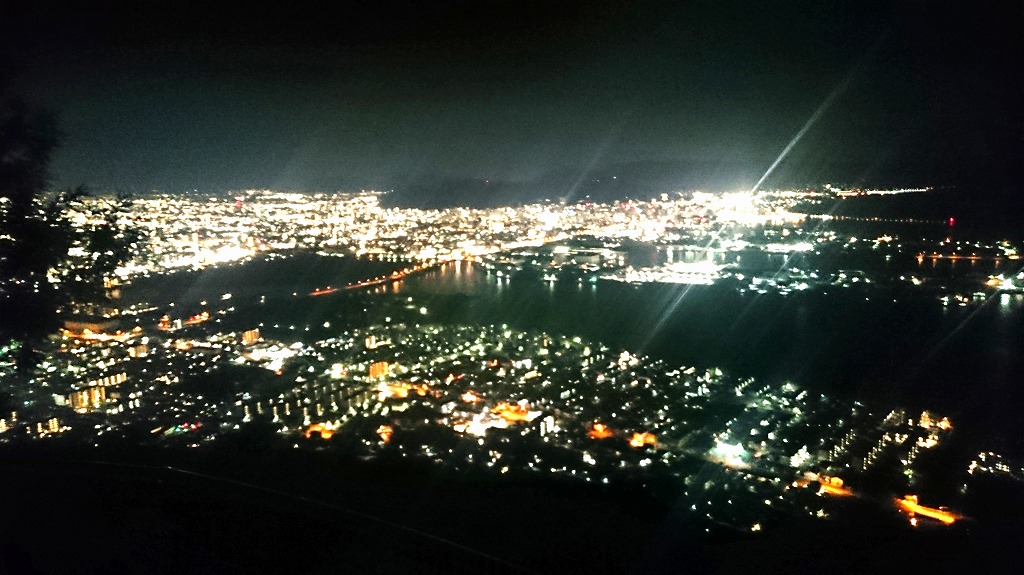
<box><xmin>2</xmin><ymin>0</ymin><xmax>1021</xmax><ymax>198</ymax></box>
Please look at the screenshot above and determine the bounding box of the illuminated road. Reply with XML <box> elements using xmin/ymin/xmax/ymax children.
<box><xmin>894</xmin><ymin>495</ymin><xmax>961</xmax><ymax>526</ymax></box>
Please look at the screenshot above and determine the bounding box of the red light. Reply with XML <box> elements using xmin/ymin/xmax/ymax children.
<box><xmin>948</xmin><ymin>217</ymin><xmax>955</xmax><ymax>227</ymax></box>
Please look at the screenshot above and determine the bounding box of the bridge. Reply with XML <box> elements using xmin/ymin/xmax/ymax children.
<box><xmin>309</xmin><ymin>260</ymin><xmax>440</xmax><ymax>296</ymax></box>
<box><xmin>917</xmin><ymin>253</ymin><xmax>1018</xmax><ymax>263</ymax></box>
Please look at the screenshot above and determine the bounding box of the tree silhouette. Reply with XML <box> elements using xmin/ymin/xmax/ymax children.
<box><xmin>0</xmin><ymin>96</ymin><xmax>65</xmax><ymax>343</ymax></box>
<box><xmin>0</xmin><ymin>94</ymin><xmax>137</xmax><ymax>363</ymax></box>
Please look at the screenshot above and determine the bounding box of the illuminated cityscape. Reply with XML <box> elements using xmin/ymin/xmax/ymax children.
<box><xmin>3</xmin><ymin>186</ymin><xmax>1023</xmax><ymax>554</ymax></box>
<box><xmin>3</xmin><ymin>0</ymin><xmax>1022</xmax><ymax>572</ymax></box>
<box><xmin>65</xmin><ymin>188</ymin><xmax>1024</xmax><ymax>297</ymax></box>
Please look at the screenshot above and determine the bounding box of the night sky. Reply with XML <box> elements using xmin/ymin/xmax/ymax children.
<box><xmin>2</xmin><ymin>0</ymin><xmax>1020</xmax><ymax>199</ymax></box>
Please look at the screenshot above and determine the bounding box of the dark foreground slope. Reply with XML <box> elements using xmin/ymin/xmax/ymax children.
<box><xmin>0</xmin><ymin>446</ymin><xmax>1019</xmax><ymax>575</ymax></box>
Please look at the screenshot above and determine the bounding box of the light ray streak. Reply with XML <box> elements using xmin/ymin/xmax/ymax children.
<box><xmin>901</xmin><ymin>263</ymin><xmax>1024</xmax><ymax>385</ymax></box>
<box><xmin>749</xmin><ymin>71</ymin><xmax>855</xmax><ymax>195</ymax></box>
<box><xmin>747</xmin><ymin>30</ymin><xmax>892</xmax><ymax>195</ymax></box>
<box><xmin>611</xmin><ymin>36</ymin><xmax>888</xmax><ymax>352</ymax></box>
<box><xmin>638</xmin><ymin>281</ymin><xmax>698</xmax><ymax>353</ymax></box>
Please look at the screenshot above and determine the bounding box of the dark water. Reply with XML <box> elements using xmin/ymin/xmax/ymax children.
<box><xmin>126</xmin><ymin>253</ymin><xmax>406</xmax><ymax>308</ymax></box>
<box><xmin>126</xmin><ymin>254</ymin><xmax>1024</xmax><ymax>454</ymax></box>
<box><xmin>798</xmin><ymin>187</ymin><xmax>1024</xmax><ymax>240</ymax></box>
<box><xmin>404</xmin><ymin>262</ymin><xmax>1024</xmax><ymax>449</ymax></box>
